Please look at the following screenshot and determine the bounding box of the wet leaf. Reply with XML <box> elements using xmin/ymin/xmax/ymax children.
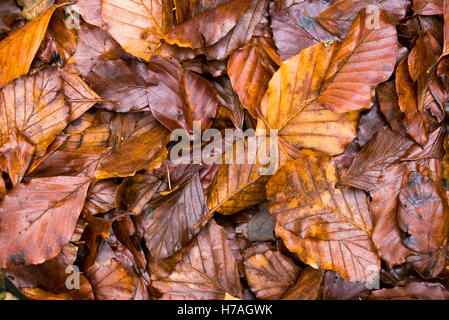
<box><xmin>282</xmin><ymin>268</ymin><xmax>324</xmax><ymax>300</ymax></box>
<box><xmin>257</xmin><ymin>42</ymin><xmax>360</xmax><ymax>157</ymax></box>
<box><xmin>0</xmin><ymin>129</ymin><xmax>35</xmax><ymax>197</ymax></box>
<box><xmin>322</xmin><ymin>270</ymin><xmax>371</xmax><ymax>300</ymax></box>
<box><xmin>152</xmin><ymin>220</ymin><xmax>243</xmax><ymax>300</ymax></box>
<box><xmin>0</xmin><ymin>176</ymin><xmax>90</xmax><ymax>268</ymax></box>
<box><xmin>267</xmin><ymin>155</ymin><xmax>380</xmax><ymax>282</ymax></box>
<box><xmin>100</xmin><ymin>0</ymin><xmax>173</xmax><ymax>61</ymax></box>
<box><xmin>398</xmin><ymin>171</ymin><xmax>449</xmax><ymax>253</ymax></box>
<box><xmin>318</xmin><ymin>0</ymin><xmax>409</xmax><ymax>38</ymax></box>
<box><xmin>369</xmin><ymin>281</ymin><xmax>449</xmax><ymax>299</ymax></box>
<box><xmin>370</xmin><ymin>163</ymin><xmax>414</xmax><ymax>267</ymax></box>
<box><xmin>138</xmin><ymin>172</ymin><xmax>208</xmax><ymax>261</ymax></box>
<box><xmin>0</xmin><ymin>0</ymin><xmax>23</xmax><ymax>38</ymax></box>
<box><xmin>396</xmin><ymin>57</ymin><xmax>429</xmax><ymax>145</ymax></box>
<box><xmin>0</xmin><ymin>4</ymin><xmax>59</xmax><ymax>88</ymax></box>
<box><xmin>339</xmin><ymin>127</ymin><xmax>413</xmax><ymax>191</ymax></box>
<box><xmin>316</xmin><ymin>9</ymin><xmax>397</xmax><ymax>113</ymax></box>
<box><xmin>163</xmin><ymin>0</ymin><xmax>252</xmax><ymax>50</ymax></box>
<box><xmin>413</xmin><ymin>0</ymin><xmax>443</xmax><ymax>15</ymax></box>
<box><xmin>203</xmin><ymin>0</ymin><xmax>271</xmax><ymax>60</ymax></box>
<box><xmin>228</xmin><ymin>35</ymin><xmax>280</xmax><ymax>119</ymax></box>
<box><xmin>271</xmin><ymin>1</ymin><xmax>339</xmax><ymax>61</ymax></box>
<box><xmin>146</xmin><ymin>55</ymin><xmax>218</xmax><ymax>133</ymax></box>
<box><xmin>3</xmin><ymin>244</ymin><xmax>94</xmax><ymax>300</ymax></box>
<box><xmin>0</xmin><ymin>67</ymin><xmax>98</xmax><ymax>158</ymax></box>
<box><xmin>36</xmin><ymin>7</ymin><xmax>77</xmax><ymax>63</ymax></box>
<box><xmin>85</xmin><ymin>241</ymin><xmax>146</xmax><ymax>300</ymax></box>
<box><xmin>244</xmin><ymin>249</ymin><xmax>301</xmax><ymax>300</ymax></box>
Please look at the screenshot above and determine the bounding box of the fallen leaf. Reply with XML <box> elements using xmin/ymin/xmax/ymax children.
<box><xmin>163</xmin><ymin>0</ymin><xmax>252</xmax><ymax>50</ymax></box>
<box><xmin>146</xmin><ymin>55</ymin><xmax>218</xmax><ymax>133</ymax></box>
<box><xmin>85</xmin><ymin>241</ymin><xmax>145</xmax><ymax>300</ymax></box>
<box><xmin>282</xmin><ymin>268</ymin><xmax>324</xmax><ymax>300</ymax></box>
<box><xmin>369</xmin><ymin>281</ymin><xmax>449</xmax><ymax>299</ymax></box>
<box><xmin>396</xmin><ymin>57</ymin><xmax>429</xmax><ymax>145</ymax></box>
<box><xmin>413</xmin><ymin>0</ymin><xmax>443</xmax><ymax>15</ymax></box>
<box><xmin>17</xmin><ymin>0</ymin><xmax>54</xmax><ymax>20</ymax></box>
<box><xmin>257</xmin><ymin>42</ymin><xmax>360</xmax><ymax>157</ymax></box>
<box><xmin>228</xmin><ymin>35</ymin><xmax>280</xmax><ymax>119</ymax></box>
<box><xmin>267</xmin><ymin>155</ymin><xmax>380</xmax><ymax>282</ymax></box>
<box><xmin>339</xmin><ymin>127</ymin><xmax>413</xmax><ymax>191</ymax></box>
<box><xmin>318</xmin><ymin>0</ymin><xmax>409</xmax><ymax>37</ymax></box>
<box><xmin>271</xmin><ymin>1</ymin><xmax>339</xmax><ymax>60</ymax></box>
<box><xmin>137</xmin><ymin>172</ymin><xmax>208</xmax><ymax>261</ymax></box>
<box><xmin>0</xmin><ymin>4</ymin><xmax>59</xmax><ymax>88</ymax></box>
<box><xmin>100</xmin><ymin>0</ymin><xmax>173</xmax><ymax>61</ymax></box>
<box><xmin>398</xmin><ymin>171</ymin><xmax>449</xmax><ymax>253</ymax></box>
<box><xmin>370</xmin><ymin>163</ymin><xmax>414</xmax><ymax>267</ymax></box>
<box><xmin>244</xmin><ymin>249</ymin><xmax>301</xmax><ymax>300</ymax></box>
<box><xmin>0</xmin><ymin>176</ymin><xmax>90</xmax><ymax>268</ymax></box>
<box><xmin>151</xmin><ymin>219</ymin><xmax>243</xmax><ymax>300</ymax></box>
<box><xmin>322</xmin><ymin>270</ymin><xmax>371</xmax><ymax>300</ymax></box>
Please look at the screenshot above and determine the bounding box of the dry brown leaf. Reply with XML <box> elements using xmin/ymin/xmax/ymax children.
<box><xmin>370</xmin><ymin>163</ymin><xmax>414</xmax><ymax>267</ymax></box>
<box><xmin>398</xmin><ymin>171</ymin><xmax>449</xmax><ymax>253</ymax></box>
<box><xmin>369</xmin><ymin>281</ymin><xmax>449</xmax><ymax>300</ymax></box>
<box><xmin>163</xmin><ymin>0</ymin><xmax>252</xmax><ymax>50</ymax></box>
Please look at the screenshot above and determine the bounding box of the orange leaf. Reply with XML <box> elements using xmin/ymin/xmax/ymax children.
<box><xmin>0</xmin><ymin>4</ymin><xmax>59</xmax><ymax>88</ymax></box>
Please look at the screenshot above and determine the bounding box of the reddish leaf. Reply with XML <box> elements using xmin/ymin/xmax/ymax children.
<box><xmin>151</xmin><ymin>220</ymin><xmax>243</xmax><ymax>300</ymax></box>
<box><xmin>398</xmin><ymin>171</ymin><xmax>449</xmax><ymax>253</ymax></box>
<box><xmin>271</xmin><ymin>1</ymin><xmax>339</xmax><ymax>60</ymax></box>
<box><xmin>244</xmin><ymin>249</ymin><xmax>301</xmax><ymax>300</ymax></box>
<box><xmin>228</xmin><ymin>35</ymin><xmax>280</xmax><ymax>118</ymax></box>
<box><xmin>137</xmin><ymin>172</ymin><xmax>208</xmax><ymax>261</ymax></box>
<box><xmin>147</xmin><ymin>56</ymin><xmax>218</xmax><ymax>133</ymax></box>
<box><xmin>369</xmin><ymin>281</ymin><xmax>449</xmax><ymax>300</ymax></box>
<box><xmin>339</xmin><ymin>127</ymin><xmax>413</xmax><ymax>191</ymax></box>
<box><xmin>163</xmin><ymin>0</ymin><xmax>253</xmax><ymax>50</ymax></box>
<box><xmin>0</xmin><ymin>176</ymin><xmax>90</xmax><ymax>268</ymax></box>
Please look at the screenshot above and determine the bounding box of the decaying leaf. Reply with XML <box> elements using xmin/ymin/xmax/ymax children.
<box><xmin>267</xmin><ymin>155</ymin><xmax>380</xmax><ymax>282</ymax></box>
<box><xmin>0</xmin><ymin>176</ymin><xmax>90</xmax><ymax>268</ymax></box>
<box><xmin>244</xmin><ymin>249</ymin><xmax>301</xmax><ymax>300</ymax></box>
<box><xmin>339</xmin><ymin>127</ymin><xmax>413</xmax><ymax>191</ymax></box>
<box><xmin>257</xmin><ymin>42</ymin><xmax>360</xmax><ymax>157</ymax></box>
<box><xmin>228</xmin><ymin>36</ymin><xmax>280</xmax><ymax>119</ymax></box>
<box><xmin>163</xmin><ymin>0</ymin><xmax>252</xmax><ymax>50</ymax></box>
<box><xmin>369</xmin><ymin>281</ymin><xmax>449</xmax><ymax>300</ymax></box>
<box><xmin>138</xmin><ymin>172</ymin><xmax>208</xmax><ymax>261</ymax></box>
<box><xmin>100</xmin><ymin>0</ymin><xmax>173</xmax><ymax>61</ymax></box>
<box><xmin>398</xmin><ymin>171</ymin><xmax>449</xmax><ymax>253</ymax></box>
<box><xmin>151</xmin><ymin>220</ymin><xmax>243</xmax><ymax>299</ymax></box>
<box><xmin>146</xmin><ymin>55</ymin><xmax>218</xmax><ymax>133</ymax></box>
<box><xmin>271</xmin><ymin>1</ymin><xmax>339</xmax><ymax>61</ymax></box>
<box><xmin>282</xmin><ymin>268</ymin><xmax>324</xmax><ymax>300</ymax></box>
<box><xmin>0</xmin><ymin>4</ymin><xmax>59</xmax><ymax>88</ymax></box>
<box><xmin>1</xmin><ymin>0</ymin><xmax>449</xmax><ymax>301</ymax></box>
